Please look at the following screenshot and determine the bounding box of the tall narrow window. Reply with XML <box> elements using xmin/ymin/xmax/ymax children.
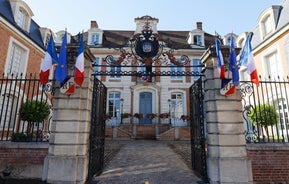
<box><xmin>0</xmin><ymin>94</ymin><xmax>17</xmax><ymax>129</ymax></box>
<box><xmin>93</xmin><ymin>57</ymin><xmax>99</xmax><ymax>73</ymax></box>
<box><xmin>16</xmin><ymin>8</ymin><xmax>27</xmax><ymax>29</ymax></box>
<box><xmin>263</xmin><ymin>15</ymin><xmax>272</xmax><ymax>36</ymax></box>
<box><xmin>108</xmin><ymin>92</ymin><xmax>121</xmax><ymax>118</ymax></box>
<box><xmin>171</xmin><ymin>93</ymin><xmax>184</xmax><ymax>119</ymax></box>
<box><xmin>265</xmin><ymin>51</ymin><xmax>282</xmax><ymax>79</ymax></box>
<box><xmin>194</xmin><ymin>35</ymin><xmax>202</xmax><ymax>46</ymax></box>
<box><xmin>192</xmin><ymin>59</ymin><xmax>202</xmax><ymax>80</ymax></box>
<box><xmin>6</xmin><ymin>43</ymin><xmax>26</xmax><ymax>75</ymax></box>
<box><xmin>110</xmin><ymin>61</ymin><xmax>121</xmax><ymax>78</ymax></box>
<box><xmin>170</xmin><ymin>63</ymin><xmax>183</xmax><ymax>79</ymax></box>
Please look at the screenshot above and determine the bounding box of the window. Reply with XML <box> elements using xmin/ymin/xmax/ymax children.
<box><xmin>0</xmin><ymin>94</ymin><xmax>17</xmax><ymax>129</ymax></box>
<box><xmin>15</xmin><ymin>8</ymin><xmax>27</xmax><ymax>29</ymax></box>
<box><xmin>171</xmin><ymin>63</ymin><xmax>183</xmax><ymax>79</ymax></box>
<box><xmin>6</xmin><ymin>41</ymin><xmax>28</xmax><ymax>75</ymax></box>
<box><xmin>262</xmin><ymin>15</ymin><xmax>272</xmax><ymax>36</ymax></box>
<box><xmin>192</xmin><ymin>59</ymin><xmax>202</xmax><ymax>80</ymax></box>
<box><xmin>194</xmin><ymin>35</ymin><xmax>202</xmax><ymax>46</ymax></box>
<box><xmin>275</xmin><ymin>98</ymin><xmax>289</xmax><ymax>130</ymax></box>
<box><xmin>108</xmin><ymin>92</ymin><xmax>121</xmax><ymax>118</ymax></box>
<box><xmin>91</xmin><ymin>34</ymin><xmax>99</xmax><ymax>45</ymax></box>
<box><xmin>264</xmin><ymin>51</ymin><xmax>282</xmax><ymax>79</ymax></box>
<box><xmin>110</xmin><ymin>61</ymin><xmax>121</xmax><ymax>78</ymax></box>
<box><xmin>170</xmin><ymin>93</ymin><xmax>184</xmax><ymax>119</ymax></box>
<box><xmin>93</xmin><ymin>57</ymin><xmax>99</xmax><ymax>73</ymax></box>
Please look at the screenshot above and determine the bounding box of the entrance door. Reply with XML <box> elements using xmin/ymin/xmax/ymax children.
<box><xmin>139</xmin><ymin>92</ymin><xmax>152</xmax><ymax>124</ymax></box>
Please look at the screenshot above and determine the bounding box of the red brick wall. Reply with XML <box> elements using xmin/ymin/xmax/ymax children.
<box><xmin>0</xmin><ymin>24</ymin><xmax>44</xmax><ymax>75</ymax></box>
<box><xmin>178</xmin><ymin>127</ymin><xmax>190</xmax><ymax>140</ymax></box>
<box><xmin>0</xmin><ymin>148</ymin><xmax>48</xmax><ymax>165</ymax></box>
<box><xmin>247</xmin><ymin>144</ymin><xmax>289</xmax><ymax>183</ymax></box>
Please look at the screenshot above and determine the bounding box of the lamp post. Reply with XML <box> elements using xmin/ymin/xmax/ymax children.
<box><xmin>168</xmin><ymin>99</ymin><xmax>171</xmax><ymax>125</ymax></box>
<box><xmin>120</xmin><ymin>98</ymin><xmax>124</xmax><ymax>124</ymax></box>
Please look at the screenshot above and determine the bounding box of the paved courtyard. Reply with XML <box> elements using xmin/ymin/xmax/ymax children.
<box><xmin>93</xmin><ymin>140</ymin><xmax>205</xmax><ymax>184</ymax></box>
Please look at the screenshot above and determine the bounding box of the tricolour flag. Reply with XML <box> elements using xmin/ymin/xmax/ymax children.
<box><xmin>239</xmin><ymin>33</ymin><xmax>259</xmax><ymax>85</ymax></box>
<box><xmin>39</xmin><ymin>35</ymin><xmax>58</xmax><ymax>85</ymax></box>
<box><xmin>228</xmin><ymin>35</ymin><xmax>239</xmax><ymax>86</ymax></box>
<box><xmin>60</xmin><ymin>77</ymin><xmax>75</xmax><ymax>95</ymax></box>
<box><xmin>220</xmin><ymin>79</ymin><xmax>235</xmax><ymax>96</ymax></box>
<box><xmin>215</xmin><ymin>36</ymin><xmax>226</xmax><ymax>79</ymax></box>
<box><xmin>54</xmin><ymin>32</ymin><xmax>67</xmax><ymax>84</ymax></box>
<box><xmin>74</xmin><ymin>34</ymin><xmax>84</xmax><ymax>87</ymax></box>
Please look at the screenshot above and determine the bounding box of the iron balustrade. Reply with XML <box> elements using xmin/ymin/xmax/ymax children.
<box><xmin>0</xmin><ymin>74</ymin><xmax>54</xmax><ymax>142</ymax></box>
<box><xmin>241</xmin><ymin>76</ymin><xmax>289</xmax><ymax>143</ymax></box>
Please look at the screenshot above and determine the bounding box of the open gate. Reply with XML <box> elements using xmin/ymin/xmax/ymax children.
<box><xmin>87</xmin><ymin>76</ymin><xmax>107</xmax><ymax>182</ymax></box>
<box><xmin>189</xmin><ymin>77</ymin><xmax>208</xmax><ymax>182</ymax></box>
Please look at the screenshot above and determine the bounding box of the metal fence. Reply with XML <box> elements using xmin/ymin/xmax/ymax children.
<box><xmin>240</xmin><ymin>76</ymin><xmax>289</xmax><ymax>143</ymax></box>
<box><xmin>0</xmin><ymin>74</ymin><xmax>54</xmax><ymax>142</ymax></box>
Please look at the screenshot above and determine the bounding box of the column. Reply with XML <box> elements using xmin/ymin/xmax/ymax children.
<box><xmin>202</xmin><ymin>47</ymin><xmax>253</xmax><ymax>183</ymax></box>
<box><xmin>43</xmin><ymin>48</ymin><xmax>94</xmax><ymax>184</ymax></box>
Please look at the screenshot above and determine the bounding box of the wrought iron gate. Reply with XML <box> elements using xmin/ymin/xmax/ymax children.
<box><xmin>87</xmin><ymin>76</ymin><xmax>107</xmax><ymax>182</ymax></box>
<box><xmin>189</xmin><ymin>77</ymin><xmax>208</xmax><ymax>182</ymax></box>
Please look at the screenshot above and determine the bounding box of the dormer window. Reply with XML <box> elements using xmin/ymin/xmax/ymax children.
<box><xmin>194</xmin><ymin>35</ymin><xmax>203</xmax><ymax>46</ymax></box>
<box><xmin>262</xmin><ymin>15</ymin><xmax>272</xmax><ymax>36</ymax></box>
<box><xmin>88</xmin><ymin>20</ymin><xmax>103</xmax><ymax>46</ymax></box>
<box><xmin>91</xmin><ymin>34</ymin><xmax>99</xmax><ymax>45</ymax></box>
<box><xmin>16</xmin><ymin>8</ymin><xmax>27</xmax><ymax>29</ymax></box>
<box><xmin>9</xmin><ymin>0</ymin><xmax>33</xmax><ymax>32</ymax></box>
<box><xmin>257</xmin><ymin>5</ymin><xmax>281</xmax><ymax>39</ymax></box>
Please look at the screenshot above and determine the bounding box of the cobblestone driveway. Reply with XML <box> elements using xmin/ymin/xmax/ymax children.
<box><xmin>94</xmin><ymin>140</ymin><xmax>204</xmax><ymax>184</ymax></box>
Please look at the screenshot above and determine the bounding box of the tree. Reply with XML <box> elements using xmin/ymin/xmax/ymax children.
<box><xmin>19</xmin><ymin>100</ymin><xmax>50</xmax><ymax>134</ymax></box>
<box><xmin>248</xmin><ymin>103</ymin><xmax>279</xmax><ymax>136</ymax></box>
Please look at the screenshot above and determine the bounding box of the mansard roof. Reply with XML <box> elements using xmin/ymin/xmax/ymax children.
<box><xmin>251</xmin><ymin>0</ymin><xmax>289</xmax><ymax>48</ymax></box>
<box><xmin>0</xmin><ymin>0</ymin><xmax>44</xmax><ymax>49</ymax></box>
<box><xmin>98</xmin><ymin>30</ymin><xmax>214</xmax><ymax>49</ymax></box>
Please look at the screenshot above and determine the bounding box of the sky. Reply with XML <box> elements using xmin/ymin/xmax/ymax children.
<box><xmin>24</xmin><ymin>0</ymin><xmax>283</xmax><ymax>36</ymax></box>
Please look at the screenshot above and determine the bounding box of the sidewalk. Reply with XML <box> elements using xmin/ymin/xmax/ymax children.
<box><xmin>93</xmin><ymin>140</ymin><xmax>205</xmax><ymax>184</ymax></box>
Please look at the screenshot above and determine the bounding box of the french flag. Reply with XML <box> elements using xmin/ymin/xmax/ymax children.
<box><xmin>215</xmin><ymin>36</ymin><xmax>226</xmax><ymax>79</ymax></box>
<box><xmin>74</xmin><ymin>34</ymin><xmax>84</xmax><ymax>87</ymax></box>
<box><xmin>240</xmin><ymin>33</ymin><xmax>259</xmax><ymax>85</ymax></box>
<box><xmin>39</xmin><ymin>35</ymin><xmax>58</xmax><ymax>85</ymax></box>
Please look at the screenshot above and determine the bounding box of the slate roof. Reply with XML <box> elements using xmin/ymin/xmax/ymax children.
<box><xmin>0</xmin><ymin>0</ymin><xmax>45</xmax><ymax>49</ymax></box>
<box><xmin>251</xmin><ymin>0</ymin><xmax>289</xmax><ymax>48</ymax></box>
<box><xmin>88</xmin><ymin>29</ymin><xmax>215</xmax><ymax>50</ymax></box>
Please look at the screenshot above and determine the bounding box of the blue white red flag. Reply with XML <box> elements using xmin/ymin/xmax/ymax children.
<box><xmin>239</xmin><ymin>33</ymin><xmax>259</xmax><ymax>85</ymax></box>
<box><xmin>74</xmin><ymin>34</ymin><xmax>84</xmax><ymax>87</ymax></box>
<box><xmin>215</xmin><ymin>36</ymin><xmax>226</xmax><ymax>79</ymax></box>
<box><xmin>39</xmin><ymin>35</ymin><xmax>58</xmax><ymax>85</ymax></box>
<box><xmin>60</xmin><ymin>77</ymin><xmax>75</xmax><ymax>95</ymax></box>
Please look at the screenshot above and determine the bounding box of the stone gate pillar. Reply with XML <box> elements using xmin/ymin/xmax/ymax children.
<box><xmin>43</xmin><ymin>47</ymin><xmax>95</xmax><ymax>184</ymax></box>
<box><xmin>201</xmin><ymin>46</ymin><xmax>253</xmax><ymax>183</ymax></box>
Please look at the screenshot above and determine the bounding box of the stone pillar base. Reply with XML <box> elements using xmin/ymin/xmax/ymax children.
<box><xmin>207</xmin><ymin>156</ymin><xmax>253</xmax><ymax>183</ymax></box>
<box><xmin>43</xmin><ymin>155</ymin><xmax>88</xmax><ymax>184</ymax></box>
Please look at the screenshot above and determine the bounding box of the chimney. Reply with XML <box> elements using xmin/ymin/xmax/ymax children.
<box><xmin>90</xmin><ymin>21</ymin><xmax>98</xmax><ymax>29</ymax></box>
<box><xmin>196</xmin><ymin>22</ymin><xmax>202</xmax><ymax>30</ymax></box>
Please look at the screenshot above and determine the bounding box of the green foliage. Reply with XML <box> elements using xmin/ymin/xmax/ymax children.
<box><xmin>11</xmin><ymin>132</ymin><xmax>27</xmax><ymax>142</ymax></box>
<box><xmin>19</xmin><ymin>100</ymin><xmax>50</xmax><ymax>123</ymax></box>
<box><xmin>248</xmin><ymin>104</ymin><xmax>279</xmax><ymax>127</ymax></box>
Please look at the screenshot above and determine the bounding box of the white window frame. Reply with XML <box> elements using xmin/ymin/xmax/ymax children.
<box><xmin>170</xmin><ymin>63</ymin><xmax>183</xmax><ymax>80</ymax></box>
<box><xmin>16</xmin><ymin>8</ymin><xmax>27</xmax><ymax>30</ymax></box>
<box><xmin>263</xmin><ymin>50</ymin><xmax>282</xmax><ymax>79</ymax></box>
<box><xmin>5</xmin><ymin>37</ymin><xmax>29</xmax><ymax>76</ymax></box>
